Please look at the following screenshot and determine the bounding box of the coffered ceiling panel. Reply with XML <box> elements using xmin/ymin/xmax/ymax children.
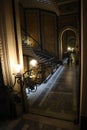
<box><xmin>58</xmin><ymin>1</ymin><xmax>79</xmax><ymax>15</ymax></box>
<box><xmin>19</xmin><ymin>0</ymin><xmax>79</xmax><ymax>16</ymax></box>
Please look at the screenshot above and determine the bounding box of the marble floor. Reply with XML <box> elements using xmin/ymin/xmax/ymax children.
<box><xmin>0</xmin><ymin>62</ymin><xmax>80</xmax><ymax>130</ymax></box>
<box><xmin>27</xmin><ymin>63</ymin><xmax>79</xmax><ymax>122</ymax></box>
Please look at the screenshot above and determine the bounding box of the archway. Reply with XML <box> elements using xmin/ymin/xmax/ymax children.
<box><xmin>59</xmin><ymin>27</ymin><xmax>79</xmax><ymax>62</ymax></box>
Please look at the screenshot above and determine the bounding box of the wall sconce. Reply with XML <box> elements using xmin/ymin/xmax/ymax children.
<box><xmin>12</xmin><ymin>64</ymin><xmax>25</xmax><ymax>112</ymax></box>
<box><xmin>14</xmin><ymin>64</ymin><xmax>22</xmax><ymax>77</ymax></box>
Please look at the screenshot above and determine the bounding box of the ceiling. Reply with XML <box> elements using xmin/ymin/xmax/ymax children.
<box><xmin>19</xmin><ymin>0</ymin><xmax>79</xmax><ymax>16</ymax></box>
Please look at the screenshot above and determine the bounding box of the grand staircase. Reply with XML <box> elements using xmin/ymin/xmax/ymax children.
<box><xmin>22</xmin><ymin>28</ymin><xmax>60</xmax><ymax>69</ymax></box>
<box><xmin>33</xmin><ymin>49</ymin><xmax>59</xmax><ymax>67</ymax></box>
<box><xmin>22</xmin><ymin>41</ymin><xmax>59</xmax><ymax>68</ymax></box>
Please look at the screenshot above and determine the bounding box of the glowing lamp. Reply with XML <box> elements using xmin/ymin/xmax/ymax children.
<box><xmin>15</xmin><ymin>64</ymin><xmax>22</xmax><ymax>77</ymax></box>
<box><xmin>29</xmin><ymin>59</ymin><xmax>38</xmax><ymax>67</ymax></box>
<box><xmin>67</xmin><ymin>47</ymin><xmax>71</xmax><ymax>51</ymax></box>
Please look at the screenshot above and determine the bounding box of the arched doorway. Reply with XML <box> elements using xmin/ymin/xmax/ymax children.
<box><xmin>59</xmin><ymin>27</ymin><xmax>79</xmax><ymax>63</ymax></box>
<box><xmin>62</xmin><ymin>30</ymin><xmax>76</xmax><ymax>60</ymax></box>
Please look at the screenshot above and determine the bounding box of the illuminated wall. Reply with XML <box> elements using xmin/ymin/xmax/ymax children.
<box><xmin>0</xmin><ymin>0</ymin><xmax>23</xmax><ymax>86</ymax></box>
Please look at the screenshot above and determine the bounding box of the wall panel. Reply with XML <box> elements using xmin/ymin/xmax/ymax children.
<box><xmin>41</xmin><ymin>12</ymin><xmax>57</xmax><ymax>55</ymax></box>
<box><xmin>25</xmin><ymin>10</ymin><xmax>40</xmax><ymax>44</ymax></box>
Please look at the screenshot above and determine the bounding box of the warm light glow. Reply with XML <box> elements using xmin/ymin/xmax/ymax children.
<box><xmin>67</xmin><ymin>47</ymin><xmax>74</xmax><ymax>52</ymax></box>
<box><xmin>15</xmin><ymin>64</ymin><xmax>22</xmax><ymax>75</ymax></box>
<box><xmin>29</xmin><ymin>59</ymin><xmax>38</xmax><ymax>67</ymax></box>
<box><xmin>30</xmin><ymin>74</ymin><xmax>36</xmax><ymax>80</ymax></box>
<box><xmin>71</xmin><ymin>47</ymin><xmax>74</xmax><ymax>51</ymax></box>
<box><xmin>67</xmin><ymin>47</ymin><xmax>71</xmax><ymax>51</ymax></box>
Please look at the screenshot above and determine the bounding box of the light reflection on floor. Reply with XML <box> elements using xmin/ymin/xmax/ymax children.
<box><xmin>26</xmin><ymin>65</ymin><xmax>64</xmax><ymax>105</ymax></box>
